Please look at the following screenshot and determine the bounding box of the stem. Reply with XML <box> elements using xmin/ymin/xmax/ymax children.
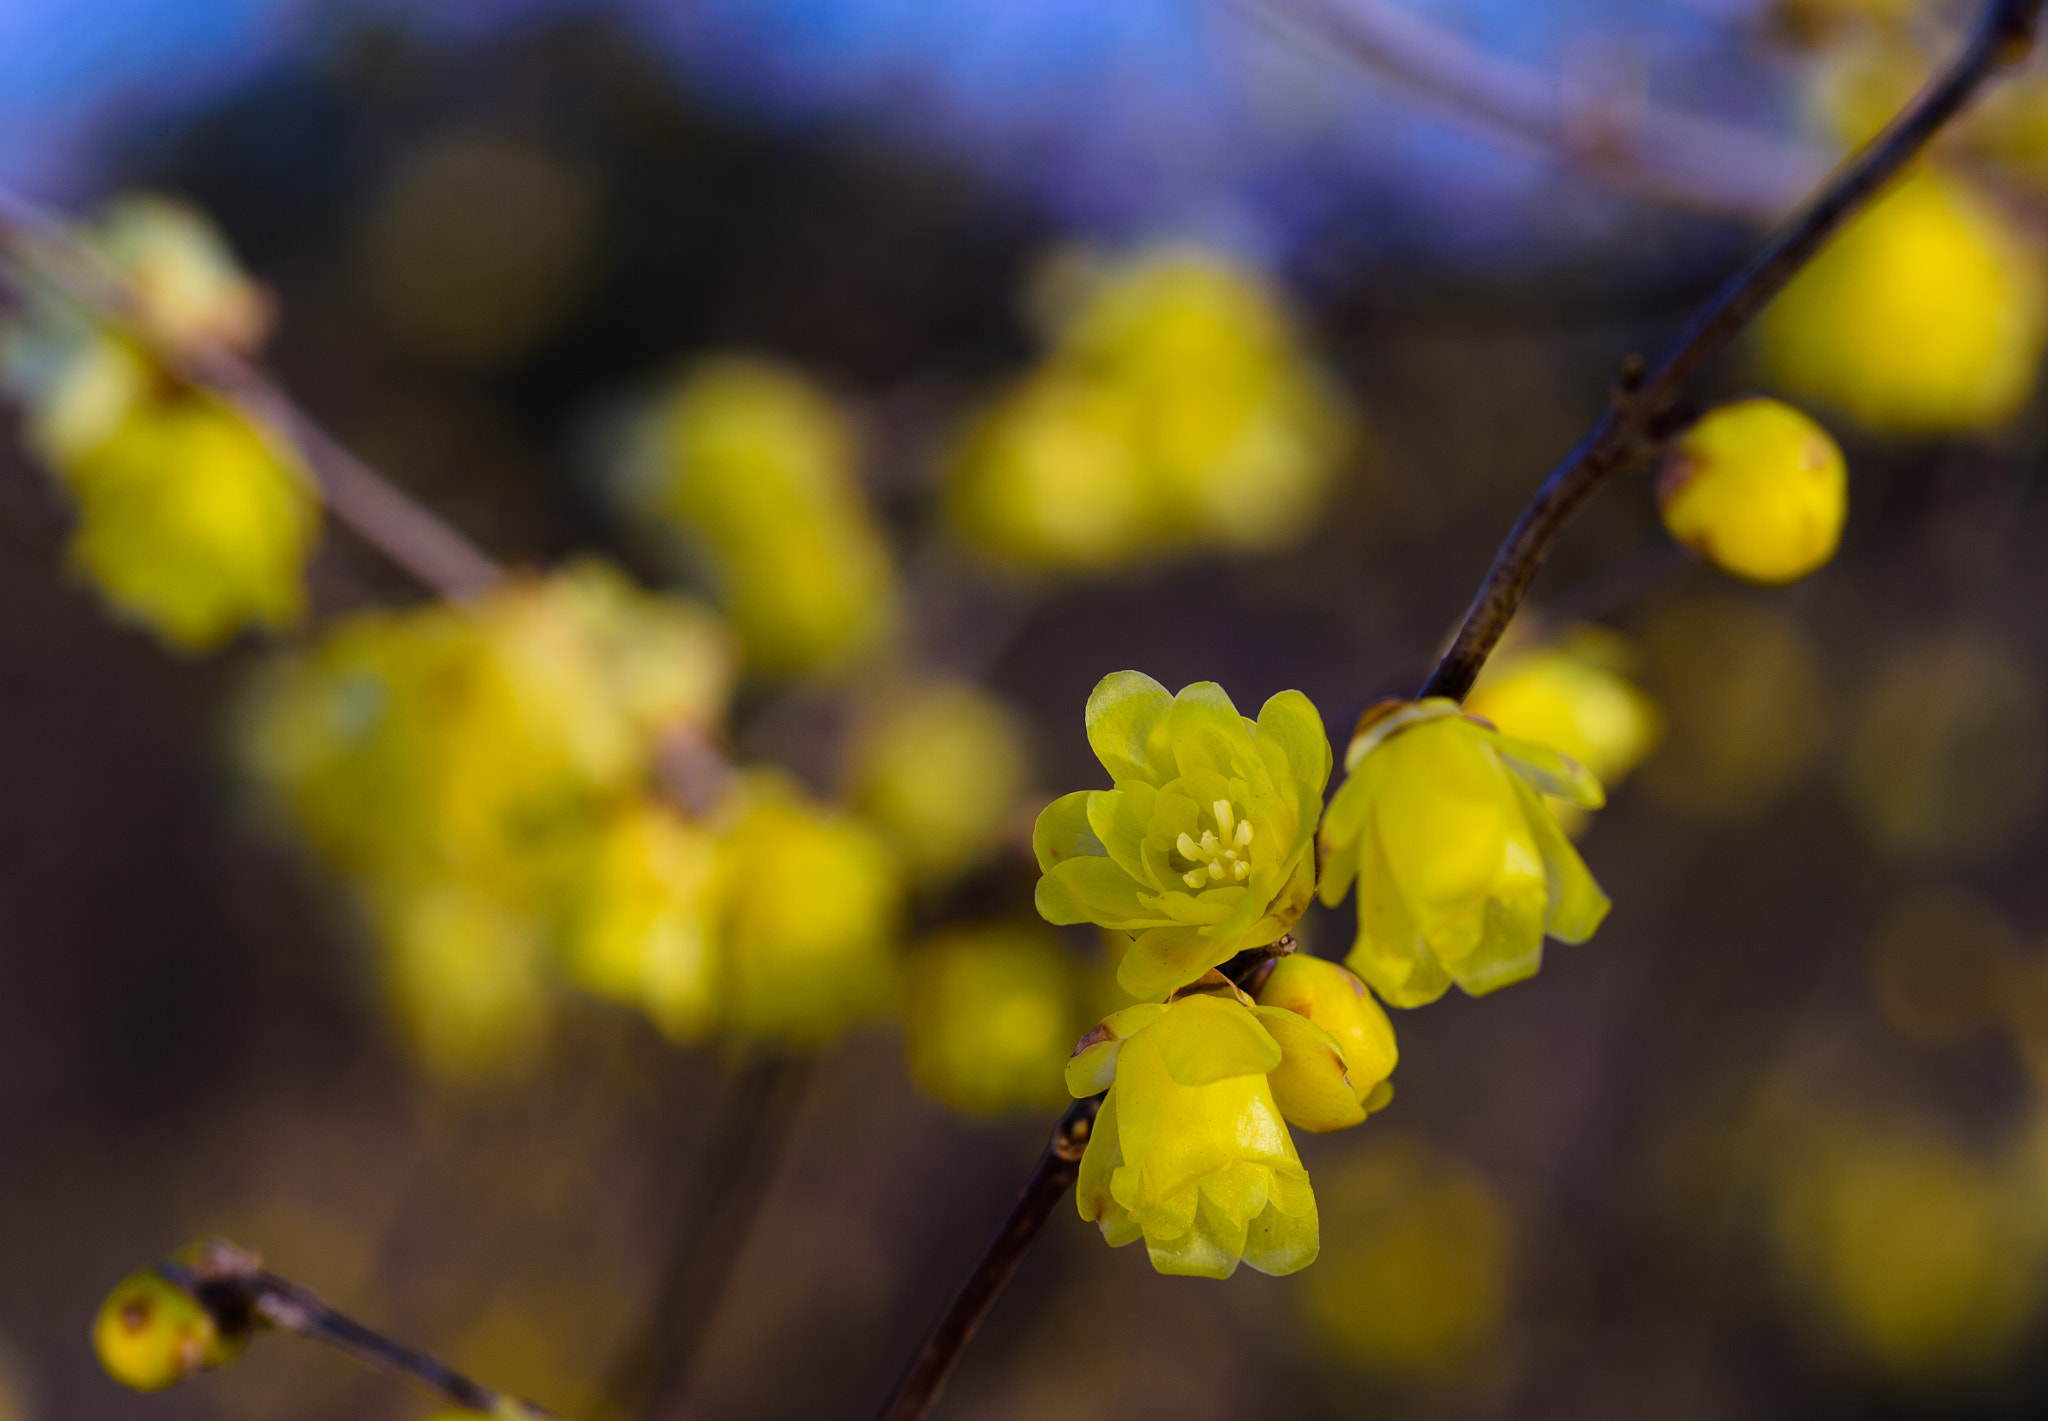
<box><xmin>1417</xmin><ymin>0</ymin><xmax>2045</xmax><ymax>704</ymax></box>
<box><xmin>601</xmin><ymin>1051</ymin><xmax>816</xmax><ymax>1421</ymax></box>
<box><xmin>876</xmin><ymin>1096</ymin><xmax>1101</xmax><ymax>1421</ymax></box>
<box><xmin>1238</xmin><ymin>0</ymin><xmax>1830</xmax><ymax>221</ymax></box>
<box><xmin>162</xmin><ymin>1238</ymin><xmax>559</xmax><ymax>1418</ymax></box>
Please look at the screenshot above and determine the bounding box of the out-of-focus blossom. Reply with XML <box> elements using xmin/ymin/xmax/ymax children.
<box><xmin>1319</xmin><ymin>700</ymin><xmax>1607</xmax><ymax>1008</ymax></box>
<box><xmin>848</xmin><ymin>679</ymin><xmax>1031</xmax><ymax>884</ymax></box>
<box><xmin>1772</xmin><ymin>1121</ymin><xmax>2040</xmax><ymax>1378</ymax></box>
<box><xmin>58</xmin><ymin>394</ymin><xmax>316</xmax><ymax>651</ymax></box>
<box><xmin>1638</xmin><ymin>595</ymin><xmax>1831</xmax><ymax>819</ymax></box>
<box><xmin>1658</xmin><ymin>398</ymin><xmax>1847</xmax><ymax>585</ymax></box>
<box><xmin>1465</xmin><ymin>627</ymin><xmax>1662</xmax><ymax>835</ymax></box>
<box><xmin>354</xmin><ymin>132</ymin><xmax>601</xmax><ymax>371</ymax></box>
<box><xmin>94</xmin><ymin>1266</ymin><xmax>245</xmax><ymax>1394</ymax></box>
<box><xmin>1066</xmin><ymin>984</ymin><xmax>1318</xmax><ymax>1279</ymax></box>
<box><xmin>1301</xmin><ymin>1141</ymin><xmax>1512</xmax><ymax>1378</ymax></box>
<box><xmin>710</xmin><ymin>773</ymin><xmax>904</xmax><ymax>1045</ymax></box>
<box><xmin>1841</xmin><ymin>632</ymin><xmax>2045</xmax><ymax>860</ymax></box>
<box><xmin>1253</xmin><ymin>953</ymin><xmax>1397</xmax><ymax>1130</ymax></box>
<box><xmin>1032</xmin><ymin>672</ymin><xmax>1329</xmax><ymax>1000</ymax></box>
<box><xmin>946</xmin><ymin>246</ymin><xmax>1350</xmax><ymax>570</ymax></box>
<box><xmin>557</xmin><ymin>800</ymin><xmax>721</xmax><ymax>1043</ymax></box>
<box><xmin>0</xmin><ymin>194</ymin><xmax>318</xmax><ymax>652</ymax></box>
<box><xmin>1866</xmin><ymin>886</ymin><xmax>2016</xmax><ymax>1046</ymax></box>
<box><xmin>617</xmin><ymin>358</ymin><xmax>897</xmax><ymax>676</ymax></box>
<box><xmin>373</xmin><ymin>877</ymin><xmax>553</xmax><ymax>1078</ymax></box>
<box><xmin>904</xmin><ymin>923</ymin><xmax>1083</xmax><ymax>1116</ymax></box>
<box><xmin>1760</xmin><ymin>170</ymin><xmax>2045</xmax><ymax>432</ymax></box>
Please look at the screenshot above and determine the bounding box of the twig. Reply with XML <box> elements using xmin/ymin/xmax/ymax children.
<box><xmin>1417</xmin><ymin>0</ymin><xmax>2046</xmax><ymax>703</ymax></box>
<box><xmin>872</xmin><ymin>6</ymin><xmax>2045</xmax><ymax>1418</ymax></box>
<box><xmin>876</xmin><ymin>1096</ymin><xmax>1101</xmax><ymax>1421</ymax></box>
<box><xmin>1236</xmin><ymin>0</ymin><xmax>1834</xmax><ymax>222</ymax></box>
<box><xmin>601</xmin><ymin>1051</ymin><xmax>816</xmax><ymax>1421</ymax></box>
<box><xmin>160</xmin><ymin>1238</ymin><xmax>560</xmax><ymax>1418</ymax></box>
<box><xmin>0</xmin><ymin>189</ymin><xmax>502</xmax><ymax>601</ymax></box>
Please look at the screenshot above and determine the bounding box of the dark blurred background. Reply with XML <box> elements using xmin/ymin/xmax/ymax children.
<box><xmin>10</xmin><ymin>2</ymin><xmax>2048</xmax><ymax>1420</ymax></box>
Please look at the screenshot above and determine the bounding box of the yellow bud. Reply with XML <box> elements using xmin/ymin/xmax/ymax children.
<box><xmin>1760</xmin><ymin>170</ymin><xmax>2045</xmax><ymax>432</ymax></box>
<box><xmin>1658</xmin><ymin>398</ymin><xmax>1846</xmax><ymax>585</ymax></box>
<box><xmin>92</xmin><ymin>195</ymin><xmax>272</xmax><ymax>351</ymax></box>
<box><xmin>93</xmin><ymin>1269</ymin><xmax>243</xmax><ymax>1393</ymax></box>
<box><xmin>1254</xmin><ymin>954</ymin><xmax>1397</xmax><ymax>1114</ymax></box>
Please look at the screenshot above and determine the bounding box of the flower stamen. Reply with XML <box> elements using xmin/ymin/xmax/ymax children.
<box><xmin>1177</xmin><ymin>801</ymin><xmax>1254</xmax><ymax>888</ymax></box>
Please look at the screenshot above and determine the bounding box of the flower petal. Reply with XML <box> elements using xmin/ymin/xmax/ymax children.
<box><xmin>1239</xmin><ymin>1185</ymin><xmax>1319</xmax><ymax>1277</ymax></box>
<box><xmin>1253</xmin><ymin>1004</ymin><xmax>1368</xmax><ymax>1133</ymax></box>
<box><xmin>1154</xmin><ymin>994</ymin><xmax>1283</xmax><ymax>1086</ymax></box>
<box><xmin>1164</xmin><ymin>681</ymin><xmax>1257</xmax><ymax>781</ymax></box>
<box><xmin>1086</xmin><ymin>671</ymin><xmax>1176</xmax><ymax>784</ymax></box>
<box><xmin>1514</xmin><ymin>776</ymin><xmax>1612</xmax><ymax>943</ymax></box>
<box><xmin>1036</xmin><ymin>855</ymin><xmax>1152</xmax><ymax>928</ymax></box>
<box><xmin>1256</xmin><ymin>689</ymin><xmax>1333</xmax><ymax>802</ymax></box>
<box><xmin>1488</xmin><ymin>728</ymin><xmax>1606</xmax><ymax>808</ymax></box>
<box><xmin>1031</xmin><ymin>790</ymin><xmax>1103</xmax><ymax>873</ymax></box>
<box><xmin>1075</xmin><ymin>1090</ymin><xmax>1143</xmax><ymax>1247</ymax></box>
<box><xmin>1118</xmin><ymin>922</ymin><xmax>1233</xmax><ymax>999</ymax></box>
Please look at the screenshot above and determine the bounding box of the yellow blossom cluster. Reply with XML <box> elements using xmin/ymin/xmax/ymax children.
<box><xmin>0</xmin><ymin>196</ymin><xmax>317</xmax><ymax>649</ymax></box>
<box><xmin>946</xmin><ymin>246</ymin><xmax>1352</xmax><ymax>570</ymax></box>
<box><xmin>247</xmin><ymin>561</ymin><xmax>905</xmax><ymax>1072</ymax></box>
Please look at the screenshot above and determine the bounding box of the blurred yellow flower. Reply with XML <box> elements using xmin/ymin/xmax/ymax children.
<box><xmin>1319</xmin><ymin>700</ymin><xmax>1608</xmax><ymax>1008</ymax></box>
<box><xmin>91</xmin><ymin>194</ymin><xmax>274</xmax><ymax>350</ymax></box>
<box><xmin>1066</xmin><ymin>984</ymin><xmax>1319</xmax><ymax>1278</ymax></box>
<box><xmin>947</xmin><ymin>246</ymin><xmax>1350</xmax><ymax>569</ymax></box>
<box><xmin>1761</xmin><ymin>170</ymin><xmax>2045</xmax><ymax>432</ymax></box>
<box><xmin>1638</xmin><ymin>595</ymin><xmax>1831</xmax><ymax>820</ymax></box>
<box><xmin>60</xmin><ymin>393</ymin><xmax>317</xmax><ymax>651</ymax></box>
<box><xmin>1465</xmin><ymin>627</ymin><xmax>1662</xmax><ymax>834</ymax></box>
<box><xmin>710</xmin><ymin>774</ymin><xmax>905</xmax><ymax>1045</ymax></box>
<box><xmin>849</xmin><ymin>679</ymin><xmax>1031</xmax><ymax>884</ymax></box>
<box><xmin>1302</xmin><ymin>1142</ymin><xmax>1512</xmax><ymax>1378</ymax></box>
<box><xmin>1773</xmin><ymin>1122</ymin><xmax>2040</xmax><ymax>1377</ymax></box>
<box><xmin>1033</xmin><ymin>672</ymin><xmax>1330</xmax><ymax>1000</ymax></box>
<box><xmin>557</xmin><ymin>800</ymin><xmax>721</xmax><ymax>1042</ymax></box>
<box><xmin>1658</xmin><ymin>398</ymin><xmax>1847</xmax><ymax>585</ymax></box>
<box><xmin>620</xmin><ymin>359</ymin><xmax>897</xmax><ymax>676</ymax></box>
<box><xmin>374</xmin><ymin>877</ymin><xmax>553</xmax><ymax>1077</ymax></box>
<box><xmin>904</xmin><ymin>923</ymin><xmax>1083</xmax><ymax>1116</ymax></box>
<box><xmin>94</xmin><ymin>1267</ymin><xmax>245</xmax><ymax>1394</ymax></box>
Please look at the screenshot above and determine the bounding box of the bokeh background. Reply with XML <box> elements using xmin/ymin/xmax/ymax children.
<box><xmin>11</xmin><ymin>1</ymin><xmax>2048</xmax><ymax>1419</ymax></box>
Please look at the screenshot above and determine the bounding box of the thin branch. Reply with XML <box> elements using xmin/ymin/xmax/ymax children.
<box><xmin>160</xmin><ymin>1238</ymin><xmax>560</xmax><ymax>1418</ymax></box>
<box><xmin>876</xmin><ymin>1095</ymin><xmax>1101</xmax><ymax>1421</ymax></box>
<box><xmin>1418</xmin><ymin>0</ymin><xmax>2047</xmax><ymax>704</ymax></box>
<box><xmin>873</xmin><ymin>6</ymin><xmax>2044</xmax><ymax>1418</ymax></box>
<box><xmin>0</xmin><ymin>190</ymin><xmax>502</xmax><ymax>601</ymax></box>
<box><xmin>1236</xmin><ymin>0</ymin><xmax>1835</xmax><ymax>222</ymax></box>
<box><xmin>601</xmin><ymin>1051</ymin><xmax>816</xmax><ymax>1421</ymax></box>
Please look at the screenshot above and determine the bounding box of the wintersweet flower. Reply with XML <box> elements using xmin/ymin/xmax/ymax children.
<box><xmin>1066</xmin><ymin>980</ymin><xmax>1319</xmax><ymax>1278</ymax></box>
<box><xmin>1319</xmin><ymin>700</ymin><xmax>1609</xmax><ymax>1008</ymax></box>
<box><xmin>1658</xmin><ymin>399</ymin><xmax>1847</xmax><ymax>586</ymax></box>
<box><xmin>95</xmin><ymin>1266</ymin><xmax>245</xmax><ymax>1393</ymax></box>
<box><xmin>1032</xmin><ymin>672</ymin><xmax>1330</xmax><ymax>999</ymax></box>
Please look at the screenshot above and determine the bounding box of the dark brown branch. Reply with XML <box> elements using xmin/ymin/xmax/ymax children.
<box><xmin>602</xmin><ymin>1051</ymin><xmax>816</xmax><ymax>1421</ymax></box>
<box><xmin>160</xmin><ymin>1238</ymin><xmax>560</xmax><ymax>1417</ymax></box>
<box><xmin>1238</xmin><ymin>0</ymin><xmax>1832</xmax><ymax>221</ymax></box>
<box><xmin>876</xmin><ymin>1096</ymin><xmax>1100</xmax><ymax>1421</ymax></box>
<box><xmin>1417</xmin><ymin>0</ymin><xmax>2046</xmax><ymax>704</ymax></box>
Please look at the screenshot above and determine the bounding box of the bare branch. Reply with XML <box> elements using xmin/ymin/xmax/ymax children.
<box><xmin>1417</xmin><ymin>0</ymin><xmax>2046</xmax><ymax>703</ymax></box>
<box><xmin>162</xmin><ymin>1239</ymin><xmax>561</xmax><ymax>1418</ymax></box>
<box><xmin>1235</xmin><ymin>0</ymin><xmax>1833</xmax><ymax>221</ymax></box>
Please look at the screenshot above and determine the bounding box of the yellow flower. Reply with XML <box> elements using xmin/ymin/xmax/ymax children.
<box><xmin>91</xmin><ymin>194</ymin><xmax>273</xmax><ymax>351</ymax></box>
<box><xmin>60</xmin><ymin>393</ymin><xmax>317</xmax><ymax>651</ymax></box>
<box><xmin>374</xmin><ymin>878</ymin><xmax>552</xmax><ymax>1077</ymax></box>
<box><xmin>711</xmin><ymin>775</ymin><xmax>904</xmax><ymax>1045</ymax></box>
<box><xmin>94</xmin><ymin>1267</ymin><xmax>245</xmax><ymax>1393</ymax></box>
<box><xmin>1464</xmin><ymin>629</ymin><xmax>1663</xmax><ymax>828</ymax></box>
<box><xmin>1761</xmin><ymin>170</ymin><xmax>2045</xmax><ymax>432</ymax></box>
<box><xmin>904</xmin><ymin>924</ymin><xmax>1083</xmax><ymax>1116</ymax></box>
<box><xmin>945</xmin><ymin>246</ymin><xmax>1350</xmax><ymax>570</ymax></box>
<box><xmin>848</xmin><ymin>680</ymin><xmax>1032</xmax><ymax>884</ymax></box>
<box><xmin>557</xmin><ymin>800</ymin><xmax>721</xmax><ymax>1042</ymax></box>
<box><xmin>1033</xmin><ymin>672</ymin><xmax>1330</xmax><ymax>1000</ymax></box>
<box><xmin>1319</xmin><ymin>700</ymin><xmax>1609</xmax><ymax>1008</ymax></box>
<box><xmin>620</xmin><ymin>359</ymin><xmax>897</xmax><ymax>675</ymax></box>
<box><xmin>1066</xmin><ymin>983</ymin><xmax>1319</xmax><ymax>1278</ymax></box>
<box><xmin>1657</xmin><ymin>398</ymin><xmax>1847</xmax><ymax>585</ymax></box>
<box><xmin>1253</xmin><ymin>954</ymin><xmax>1398</xmax><ymax>1131</ymax></box>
